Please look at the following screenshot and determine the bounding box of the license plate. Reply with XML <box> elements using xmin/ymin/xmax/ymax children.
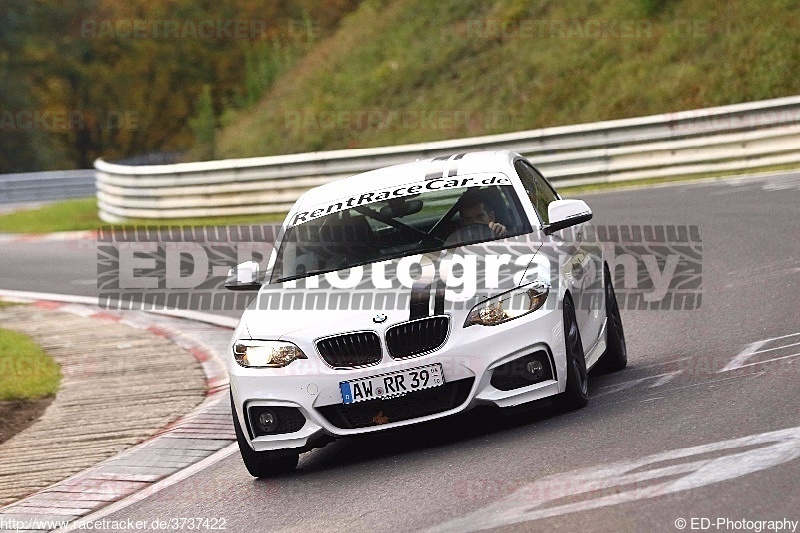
<box><xmin>339</xmin><ymin>364</ymin><xmax>444</xmax><ymax>405</ymax></box>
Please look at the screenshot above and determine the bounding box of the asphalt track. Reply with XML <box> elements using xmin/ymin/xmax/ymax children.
<box><xmin>2</xmin><ymin>171</ymin><xmax>800</xmax><ymax>532</ymax></box>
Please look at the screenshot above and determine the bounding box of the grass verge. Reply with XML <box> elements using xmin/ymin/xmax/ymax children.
<box><xmin>0</xmin><ymin>198</ymin><xmax>105</xmax><ymax>233</ymax></box>
<box><xmin>216</xmin><ymin>0</ymin><xmax>800</xmax><ymax>158</ymax></box>
<box><xmin>0</xmin><ymin>198</ymin><xmax>286</xmax><ymax>234</ymax></box>
<box><xmin>0</xmin><ymin>327</ymin><xmax>61</xmax><ymax>401</ymax></box>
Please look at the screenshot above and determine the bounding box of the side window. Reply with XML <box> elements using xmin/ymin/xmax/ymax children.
<box><xmin>514</xmin><ymin>160</ymin><xmax>559</xmax><ymax>225</ymax></box>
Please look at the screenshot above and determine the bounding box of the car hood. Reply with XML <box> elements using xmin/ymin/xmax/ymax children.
<box><xmin>241</xmin><ymin>239</ymin><xmax>544</xmax><ymax>340</ymax></box>
<box><xmin>243</xmin><ymin>307</ymin><xmax>414</xmax><ymax>340</ymax></box>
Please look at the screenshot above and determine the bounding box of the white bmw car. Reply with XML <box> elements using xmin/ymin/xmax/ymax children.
<box><xmin>226</xmin><ymin>150</ymin><xmax>627</xmax><ymax>476</ymax></box>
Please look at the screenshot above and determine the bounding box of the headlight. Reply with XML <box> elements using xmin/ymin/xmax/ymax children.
<box><xmin>232</xmin><ymin>340</ymin><xmax>307</xmax><ymax>368</ymax></box>
<box><xmin>464</xmin><ymin>280</ymin><xmax>550</xmax><ymax>327</ymax></box>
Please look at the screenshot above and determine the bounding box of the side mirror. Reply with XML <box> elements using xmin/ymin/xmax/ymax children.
<box><xmin>225</xmin><ymin>260</ymin><xmax>262</xmax><ymax>291</ymax></box>
<box><xmin>543</xmin><ymin>199</ymin><xmax>593</xmax><ymax>235</ymax></box>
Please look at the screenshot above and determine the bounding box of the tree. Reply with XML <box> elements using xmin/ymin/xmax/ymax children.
<box><xmin>0</xmin><ymin>2</ymin><xmax>66</xmax><ymax>172</ymax></box>
<box><xmin>1</xmin><ymin>0</ymin><xmax>361</xmax><ymax>171</ymax></box>
<box><xmin>189</xmin><ymin>85</ymin><xmax>216</xmax><ymax>160</ymax></box>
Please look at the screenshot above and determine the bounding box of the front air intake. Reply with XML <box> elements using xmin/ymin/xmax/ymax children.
<box><xmin>490</xmin><ymin>350</ymin><xmax>554</xmax><ymax>391</ymax></box>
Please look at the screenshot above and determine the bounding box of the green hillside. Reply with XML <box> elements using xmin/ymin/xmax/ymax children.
<box><xmin>216</xmin><ymin>0</ymin><xmax>800</xmax><ymax>158</ymax></box>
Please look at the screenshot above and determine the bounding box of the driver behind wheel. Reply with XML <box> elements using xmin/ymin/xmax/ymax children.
<box><xmin>458</xmin><ymin>189</ymin><xmax>508</xmax><ymax>237</ymax></box>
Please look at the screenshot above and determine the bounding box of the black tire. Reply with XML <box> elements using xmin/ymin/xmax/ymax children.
<box><xmin>595</xmin><ymin>263</ymin><xmax>628</xmax><ymax>374</ymax></box>
<box><xmin>231</xmin><ymin>394</ymin><xmax>299</xmax><ymax>477</ymax></box>
<box><xmin>558</xmin><ymin>296</ymin><xmax>589</xmax><ymax>410</ymax></box>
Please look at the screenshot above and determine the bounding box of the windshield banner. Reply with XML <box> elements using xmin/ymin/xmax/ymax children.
<box><xmin>289</xmin><ymin>173</ymin><xmax>512</xmax><ymax>227</ymax></box>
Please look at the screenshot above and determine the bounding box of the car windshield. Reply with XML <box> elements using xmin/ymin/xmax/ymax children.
<box><xmin>272</xmin><ymin>180</ymin><xmax>531</xmax><ymax>283</ymax></box>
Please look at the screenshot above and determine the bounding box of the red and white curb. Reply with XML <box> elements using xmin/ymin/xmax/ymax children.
<box><xmin>0</xmin><ymin>291</ymin><xmax>239</xmax><ymax>532</ymax></box>
<box><xmin>0</xmin><ymin>231</ymin><xmax>96</xmax><ymax>244</ymax></box>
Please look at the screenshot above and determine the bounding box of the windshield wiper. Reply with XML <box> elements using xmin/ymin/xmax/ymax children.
<box><xmin>275</xmin><ymin>269</ymin><xmax>332</xmax><ymax>283</ymax></box>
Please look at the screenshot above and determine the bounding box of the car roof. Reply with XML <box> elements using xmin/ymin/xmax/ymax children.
<box><xmin>292</xmin><ymin>150</ymin><xmax>520</xmax><ymax>211</ymax></box>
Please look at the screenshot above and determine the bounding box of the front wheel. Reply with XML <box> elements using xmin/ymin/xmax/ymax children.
<box><xmin>231</xmin><ymin>394</ymin><xmax>299</xmax><ymax>477</ymax></box>
<box><xmin>558</xmin><ymin>296</ymin><xmax>588</xmax><ymax>410</ymax></box>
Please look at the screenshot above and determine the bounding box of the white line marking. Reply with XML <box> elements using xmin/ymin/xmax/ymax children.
<box><xmin>68</xmin><ymin>279</ymin><xmax>98</xmax><ymax>286</ymax></box>
<box><xmin>0</xmin><ymin>289</ymin><xmax>98</xmax><ymax>306</ymax></box>
<box><xmin>595</xmin><ymin>373</ymin><xmax>764</xmax><ymax>406</ymax></box>
<box><xmin>667</xmin><ymin>373</ymin><xmax>765</xmax><ymax>391</ymax></box>
<box><xmin>636</xmin><ymin>357</ymin><xmax>691</xmax><ymax>369</ymax></box>
<box><xmin>750</xmin><ymin>339</ymin><xmax>800</xmax><ymax>355</ymax></box>
<box><xmin>719</xmin><ymin>339</ymin><xmax>770</xmax><ymax>372</ymax></box>
<box><xmin>720</xmin><ymin>332</ymin><xmax>800</xmax><ymax>373</ymax></box>
<box><xmin>427</xmin><ymin>425</ymin><xmax>800</xmax><ymax>532</ymax></box>
<box><xmin>650</xmin><ymin>372</ymin><xmax>680</xmax><ymax>387</ymax></box>
<box><xmin>721</xmin><ymin>353</ymin><xmax>800</xmax><ymax>371</ymax></box>
<box><xmin>755</xmin><ymin>331</ymin><xmax>800</xmax><ymax>343</ymax></box>
<box><xmin>55</xmin><ymin>444</ymin><xmax>239</xmax><ymax>532</ymax></box>
<box><xmin>594</xmin><ymin>371</ymin><xmax>683</xmax><ymax>398</ymax></box>
<box><xmin>0</xmin><ymin>289</ymin><xmax>238</xmax><ymax>328</ymax></box>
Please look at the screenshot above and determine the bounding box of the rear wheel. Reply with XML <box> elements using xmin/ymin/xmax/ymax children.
<box><xmin>558</xmin><ymin>296</ymin><xmax>588</xmax><ymax>410</ymax></box>
<box><xmin>231</xmin><ymin>394</ymin><xmax>299</xmax><ymax>477</ymax></box>
<box><xmin>595</xmin><ymin>263</ymin><xmax>628</xmax><ymax>374</ymax></box>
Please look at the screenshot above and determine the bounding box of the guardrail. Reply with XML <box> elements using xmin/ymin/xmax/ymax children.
<box><xmin>0</xmin><ymin>170</ymin><xmax>95</xmax><ymax>206</ymax></box>
<box><xmin>95</xmin><ymin>95</ymin><xmax>800</xmax><ymax>222</ymax></box>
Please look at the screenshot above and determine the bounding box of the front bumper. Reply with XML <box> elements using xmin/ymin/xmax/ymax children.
<box><xmin>230</xmin><ymin>305</ymin><xmax>565</xmax><ymax>452</ymax></box>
